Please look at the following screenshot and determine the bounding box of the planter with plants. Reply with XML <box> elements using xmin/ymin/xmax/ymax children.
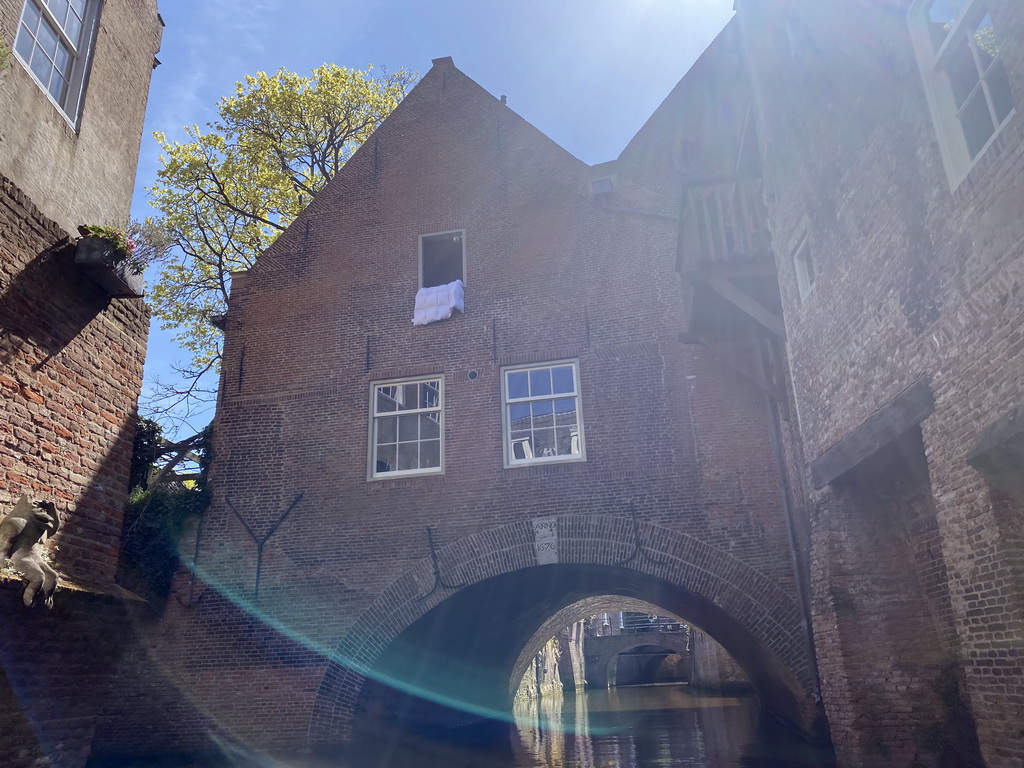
<box><xmin>74</xmin><ymin>224</ymin><xmax>145</xmax><ymax>298</ymax></box>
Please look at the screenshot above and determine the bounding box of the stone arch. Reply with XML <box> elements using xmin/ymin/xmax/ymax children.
<box><xmin>593</xmin><ymin>635</ymin><xmax>691</xmax><ymax>689</ymax></box>
<box><xmin>308</xmin><ymin>514</ymin><xmax>819</xmax><ymax>747</ymax></box>
<box><xmin>508</xmin><ymin>595</ymin><xmax>670</xmax><ymax>697</ymax></box>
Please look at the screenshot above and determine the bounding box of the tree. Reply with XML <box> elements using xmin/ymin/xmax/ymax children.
<box><xmin>145</xmin><ymin>64</ymin><xmax>415</xmax><ymax>418</ymax></box>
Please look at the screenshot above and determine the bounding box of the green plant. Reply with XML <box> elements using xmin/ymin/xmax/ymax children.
<box><xmin>81</xmin><ymin>223</ymin><xmax>146</xmax><ymax>272</ymax></box>
<box><xmin>0</xmin><ymin>38</ymin><xmax>10</xmax><ymax>71</ymax></box>
<box><xmin>119</xmin><ymin>419</ymin><xmax>212</xmax><ymax>608</ymax></box>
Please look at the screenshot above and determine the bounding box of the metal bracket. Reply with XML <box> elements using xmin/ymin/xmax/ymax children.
<box><xmin>417</xmin><ymin>525</ymin><xmax>467</xmax><ymax>602</ymax></box>
<box><xmin>614</xmin><ymin>502</ymin><xmax>667</xmax><ymax>567</ymax></box>
<box><xmin>226</xmin><ymin>492</ymin><xmax>304</xmax><ymax>600</ymax></box>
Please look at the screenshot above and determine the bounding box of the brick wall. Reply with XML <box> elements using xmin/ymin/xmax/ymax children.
<box><xmin>0</xmin><ymin>173</ymin><xmax>149</xmax><ymax>586</ymax></box>
<box><xmin>738</xmin><ymin>0</ymin><xmax>1024</xmax><ymax>765</ymax></box>
<box><xmin>0</xmin><ymin>172</ymin><xmax>149</xmax><ymax>766</ymax></box>
<box><xmin>116</xmin><ymin>51</ymin><xmax>818</xmax><ymax>758</ymax></box>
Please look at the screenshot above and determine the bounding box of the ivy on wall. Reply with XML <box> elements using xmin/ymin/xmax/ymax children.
<box><xmin>119</xmin><ymin>418</ymin><xmax>211</xmax><ymax>608</ymax></box>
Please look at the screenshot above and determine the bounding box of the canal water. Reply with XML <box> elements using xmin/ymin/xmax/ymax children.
<box><xmin>345</xmin><ymin>684</ymin><xmax>834</xmax><ymax>768</ymax></box>
<box><xmin>89</xmin><ymin>684</ymin><xmax>834</xmax><ymax>767</ymax></box>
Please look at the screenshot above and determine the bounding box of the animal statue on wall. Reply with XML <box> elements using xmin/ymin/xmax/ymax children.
<box><xmin>0</xmin><ymin>494</ymin><xmax>61</xmax><ymax>607</ymax></box>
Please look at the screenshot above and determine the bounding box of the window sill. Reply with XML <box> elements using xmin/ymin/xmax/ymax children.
<box><xmin>368</xmin><ymin>468</ymin><xmax>444</xmax><ymax>482</ymax></box>
<box><xmin>504</xmin><ymin>455</ymin><xmax>587</xmax><ymax>471</ymax></box>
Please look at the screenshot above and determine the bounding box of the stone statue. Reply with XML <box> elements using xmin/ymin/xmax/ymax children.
<box><xmin>0</xmin><ymin>495</ymin><xmax>60</xmax><ymax>608</ymax></box>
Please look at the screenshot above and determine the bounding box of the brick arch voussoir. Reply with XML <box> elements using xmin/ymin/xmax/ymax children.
<box><xmin>308</xmin><ymin>514</ymin><xmax>808</xmax><ymax>745</ymax></box>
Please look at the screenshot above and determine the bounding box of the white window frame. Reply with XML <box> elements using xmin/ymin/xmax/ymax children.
<box><xmin>419</xmin><ymin>229</ymin><xmax>466</xmax><ymax>289</ymax></box>
<box><xmin>908</xmin><ymin>0</ymin><xmax>1016</xmax><ymax>190</ymax></box>
<box><xmin>792</xmin><ymin>234</ymin><xmax>814</xmax><ymax>302</ymax></box>
<box><xmin>501</xmin><ymin>360</ymin><xmax>586</xmax><ymax>469</ymax></box>
<box><xmin>368</xmin><ymin>375</ymin><xmax>444</xmax><ymax>480</ymax></box>
<box><xmin>13</xmin><ymin>0</ymin><xmax>100</xmax><ymax>126</ymax></box>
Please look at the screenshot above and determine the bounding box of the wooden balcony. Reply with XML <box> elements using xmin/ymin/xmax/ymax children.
<box><xmin>677</xmin><ymin>176</ymin><xmax>784</xmax><ymax>341</ymax></box>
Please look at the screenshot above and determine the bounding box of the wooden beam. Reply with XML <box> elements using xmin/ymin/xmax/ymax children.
<box><xmin>810</xmin><ymin>377</ymin><xmax>934</xmax><ymax>489</ymax></box>
<box><xmin>706</xmin><ymin>276</ymin><xmax>786</xmax><ymax>339</ymax></box>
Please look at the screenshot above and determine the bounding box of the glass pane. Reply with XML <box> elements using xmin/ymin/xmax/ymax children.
<box><xmin>22</xmin><ymin>1</ymin><xmax>42</xmax><ymax>33</ymax></box>
<box><xmin>376</xmin><ymin>388</ymin><xmax>398</xmax><ymax>413</ymax></box>
<box><xmin>30</xmin><ymin>45</ymin><xmax>53</xmax><ymax>87</ymax></box>
<box><xmin>534</xmin><ymin>429</ymin><xmax>555</xmax><ymax>457</ymax></box>
<box><xmin>420</xmin><ymin>440</ymin><xmax>440</xmax><ymax>468</ymax></box>
<box><xmin>49</xmin><ymin>0</ymin><xmax>70</xmax><ymax>29</ymax></box>
<box><xmin>960</xmin><ymin>88</ymin><xmax>995</xmax><ymax>157</ymax></box>
<box><xmin>377</xmin><ymin>415</ymin><xmax>397</xmax><ymax>445</ymax></box>
<box><xmin>397</xmin><ymin>442</ymin><xmax>418</xmax><ymax>471</ymax></box>
<box><xmin>420</xmin><ymin>381</ymin><xmax>439</xmax><ymax>409</ymax></box>
<box><xmin>70</xmin><ymin>0</ymin><xmax>86</xmax><ymax>16</ymax></box>
<box><xmin>972</xmin><ymin>14</ymin><xmax>999</xmax><ymax>63</ymax></box>
<box><xmin>551</xmin><ymin>366</ymin><xmax>574</xmax><ymax>394</ymax></box>
<box><xmin>397</xmin><ymin>383</ymin><xmax>418</xmax><ymax>410</ymax></box>
<box><xmin>509</xmin><ymin>403</ymin><xmax>530</xmax><ymax>427</ymax></box>
<box><xmin>398</xmin><ymin>413</ymin><xmax>419</xmax><ymax>441</ymax></box>
<box><xmin>375</xmin><ymin>444</ymin><xmax>396</xmax><ymax>474</ymax></box>
<box><xmin>48</xmin><ymin>71</ymin><xmax>67</xmax><ymax>102</ymax></box>
<box><xmin>420</xmin><ymin>413</ymin><xmax>440</xmax><ymax>439</ymax></box>
<box><xmin>15</xmin><ymin>24</ymin><xmax>35</xmax><ymax>61</ymax></box>
<box><xmin>986</xmin><ymin>58</ymin><xmax>1014</xmax><ymax>123</ymax></box>
<box><xmin>36</xmin><ymin>17</ymin><xmax>59</xmax><ymax>57</ymax></box>
<box><xmin>556</xmin><ymin>427</ymin><xmax>578</xmax><ymax>455</ymax></box>
<box><xmin>944</xmin><ymin>35</ymin><xmax>980</xmax><ymax>107</ymax></box>
<box><xmin>927</xmin><ymin>0</ymin><xmax>958</xmax><ymax>26</ymax></box>
<box><xmin>507</xmin><ymin>371</ymin><xmax>529</xmax><ymax>400</ymax></box>
<box><xmin>64</xmin><ymin>12</ymin><xmax>81</xmax><ymax>47</ymax></box>
<box><xmin>529</xmin><ymin>368</ymin><xmax>552</xmax><ymax>397</ymax></box>
<box><xmin>53</xmin><ymin>42</ymin><xmax>70</xmax><ymax>76</ymax></box>
<box><xmin>554</xmin><ymin>398</ymin><xmax>577</xmax><ymax>425</ymax></box>
<box><xmin>511</xmin><ymin>435</ymin><xmax>532</xmax><ymax>460</ymax></box>
<box><xmin>532</xmin><ymin>400</ymin><xmax>553</xmax><ymax>429</ymax></box>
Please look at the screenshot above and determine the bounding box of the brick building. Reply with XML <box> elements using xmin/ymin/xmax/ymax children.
<box><xmin>726</xmin><ymin>1</ymin><xmax>1024</xmax><ymax>766</ymax></box>
<box><xmin>0</xmin><ymin>1</ymin><xmax>162</xmax><ymax>766</ymax></box>
<box><xmin>109</xmin><ymin>35</ymin><xmax>825</xmax><ymax>760</ymax></box>
<box><xmin>101</xmin><ymin>2</ymin><xmax>1024</xmax><ymax>766</ymax></box>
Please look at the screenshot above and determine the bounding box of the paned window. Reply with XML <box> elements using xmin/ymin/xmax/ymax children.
<box><xmin>14</xmin><ymin>0</ymin><xmax>97</xmax><ymax>122</ymax></box>
<box><xmin>908</xmin><ymin>0</ymin><xmax>1015</xmax><ymax>187</ymax></box>
<box><xmin>502</xmin><ymin>361</ymin><xmax>585</xmax><ymax>467</ymax></box>
<box><xmin>370</xmin><ymin>377</ymin><xmax>443</xmax><ymax>478</ymax></box>
<box><xmin>420</xmin><ymin>230</ymin><xmax>464</xmax><ymax>288</ymax></box>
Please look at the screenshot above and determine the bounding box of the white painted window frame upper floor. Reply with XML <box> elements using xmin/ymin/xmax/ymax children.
<box><xmin>908</xmin><ymin>0</ymin><xmax>1016</xmax><ymax>190</ymax></box>
<box><xmin>368</xmin><ymin>375</ymin><xmax>444</xmax><ymax>480</ymax></box>
<box><xmin>13</xmin><ymin>0</ymin><xmax>100</xmax><ymax>126</ymax></box>
<box><xmin>501</xmin><ymin>360</ymin><xmax>586</xmax><ymax>469</ymax></box>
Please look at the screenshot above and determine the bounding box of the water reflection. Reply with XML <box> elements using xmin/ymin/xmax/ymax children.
<box><xmin>513</xmin><ymin>684</ymin><xmax>831</xmax><ymax>768</ymax></box>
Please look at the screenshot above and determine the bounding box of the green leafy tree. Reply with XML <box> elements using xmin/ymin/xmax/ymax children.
<box><xmin>146</xmin><ymin>64</ymin><xmax>415</xmax><ymax>412</ymax></box>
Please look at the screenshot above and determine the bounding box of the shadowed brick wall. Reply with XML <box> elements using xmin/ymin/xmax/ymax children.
<box><xmin>0</xmin><ymin>2</ymin><xmax>161</xmax><ymax>766</ymax></box>
<box><xmin>738</xmin><ymin>0</ymin><xmax>1024</xmax><ymax>765</ymax></box>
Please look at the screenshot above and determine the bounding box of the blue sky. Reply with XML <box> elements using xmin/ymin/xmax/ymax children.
<box><xmin>134</xmin><ymin>0</ymin><xmax>735</xmax><ymax>434</ymax></box>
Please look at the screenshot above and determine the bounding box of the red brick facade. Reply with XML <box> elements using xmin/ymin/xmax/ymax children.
<box><xmin>123</xmin><ymin>46</ymin><xmax>820</xmax><ymax>757</ymax></box>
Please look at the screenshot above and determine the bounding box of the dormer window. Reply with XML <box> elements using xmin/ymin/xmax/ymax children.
<box><xmin>420</xmin><ymin>230</ymin><xmax>465</xmax><ymax>288</ymax></box>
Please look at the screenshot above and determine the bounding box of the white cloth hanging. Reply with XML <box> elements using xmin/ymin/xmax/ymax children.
<box><xmin>412</xmin><ymin>279</ymin><xmax>465</xmax><ymax>326</ymax></box>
